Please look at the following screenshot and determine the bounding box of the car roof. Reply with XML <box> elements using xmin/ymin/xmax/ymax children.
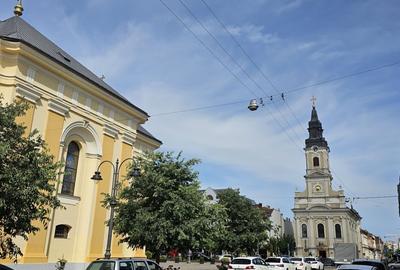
<box><xmin>233</xmin><ymin>257</ymin><xmax>260</xmax><ymax>259</ymax></box>
<box><xmin>338</xmin><ymin>265</ymin><xmax>377</xmax><ymax>270</ymax></box>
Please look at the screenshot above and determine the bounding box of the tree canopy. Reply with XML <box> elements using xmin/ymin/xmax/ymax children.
<box><xmin>112</xmin><ymin>151</ymin><xmax>226</xmax><ymax>259</ymax></box>
<box><xmin>0</xmin><ymin>99</ymin><xmax>61</xmax><ymax>260</ymax></box>
<box><xmin>216</xmin><ymin>188</ymin><xmax>271</xmax><ymax>255</ymax></box>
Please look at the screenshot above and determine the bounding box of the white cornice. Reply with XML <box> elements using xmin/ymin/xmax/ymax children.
<box><xmin>48</xmin><ymin>99</ymin><xmax>70</xmax><ymax>116</ymax></box>
<box><xmin>122</xmin><ymin>132</ymin><xmax>136</xmax><ymax>146</ymax></box>
<box><xmin>15</xmin><ymin>84</ymin><xmax>41</xmax><ymax>104</ymax></box>
<box><xmin>103</xmin><ymin>124</ymin><xmax>119</xmax><ymax>139</ymax></box>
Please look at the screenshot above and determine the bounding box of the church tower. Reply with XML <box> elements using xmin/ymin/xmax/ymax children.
<box><xmin>292</xmin><ymin>102</ymin><xmax>362</xmax><ymax>259</ymax></box>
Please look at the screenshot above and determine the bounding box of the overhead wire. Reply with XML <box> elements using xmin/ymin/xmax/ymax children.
<box><xmin>199</xmin><ymin>0</ymin><xmax>305</xmax><ymax>139</ymax></box>
<box><xmin>177</xmin><ymin>0</ymin><xmax>304</xmax><ymax>146</ymax></box>
<box><xmin>158</xmin><ymin>0</ymin><xmax>259</xmax><ymax>98</ymax></box>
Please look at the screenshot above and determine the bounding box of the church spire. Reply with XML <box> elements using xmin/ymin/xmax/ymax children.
<box><xmin>305</xmin><ymin>103</ymin><xmax>328</xmax><ymax>149</ymax></box>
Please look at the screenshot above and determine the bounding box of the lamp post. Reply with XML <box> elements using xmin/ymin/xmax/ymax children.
<box><xmin>91</xmin><ymin>158</ymin><xmax>140</xmax><ymax>259</ymax></box>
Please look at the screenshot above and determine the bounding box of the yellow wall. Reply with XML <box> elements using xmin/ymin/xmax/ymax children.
<box><xmin>23</xmin><ymin>110</ymin><xmax>65</xmax><ymax>263</ymax></box>
<box><xmin>88</xmin><ymin>134</ymin><xmax>115</xmax><ymax>260</ymax></box>
<box><xmin>15</xmin><ymin>98</ymin><xmax>35</xmax><ymax>137</ymax></box>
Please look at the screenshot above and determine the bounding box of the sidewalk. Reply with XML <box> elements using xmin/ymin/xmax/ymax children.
<box><xmin>160</xmin><ymin>262</ymin><xmax>218</xmax><ymax>270</ymax></box>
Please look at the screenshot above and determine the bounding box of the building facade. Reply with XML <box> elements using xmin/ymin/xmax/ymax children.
<box><xmin>0</xmin><ymin>10</ymin><xmax>161</xmax><ymax>270</ymax></box>
<box><xmin>360</xmin><ymin>229</ymin><xmax>384</xmax><ymax>260</ymax></box>
<box><xmin>292</xmin><ymin>105</ymin><xmax>361</xmax><ymax>258</ymax></box>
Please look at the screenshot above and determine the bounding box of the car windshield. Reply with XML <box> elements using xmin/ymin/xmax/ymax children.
<box><xmin>232</xmin><ymin>259</ymin><xmax>251</xmax><ymax>265</ymax></box>
<box><xmin>305</xmin><ymin>258</ymin><xmax>315</xmax><ymax>262</ymax></box>
<box><xmin>266</xmin><ymin>258</ymin><xmax>281</xmax><ymax>263</ymax></box>
<box><xmin>86</xmin><ymin>261</ymin><xmax>115</xmax><ymax>270</ymax></box>
<box><xmin>291</xmin><ymin>258</ymin><xmax>302</xmax><ymax>261</ymax></box>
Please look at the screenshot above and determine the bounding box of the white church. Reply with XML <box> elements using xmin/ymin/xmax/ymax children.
<box><xmin>292</xmin><ymin>104</ymin><xmax>362</xmax><ymax>258</ymax></box>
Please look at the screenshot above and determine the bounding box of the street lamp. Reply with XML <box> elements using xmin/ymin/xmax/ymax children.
<box><xmin>91</xmin><ymin>158</ymin><xmax>140</xmax><ymax>259</ymax></box>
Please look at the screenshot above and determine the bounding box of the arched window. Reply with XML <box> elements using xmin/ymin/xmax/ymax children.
<box><xmin>54</xmin><ymin>224</ymin><xmax>71</xmax><ymax>239</ymax></box>
<box><xmin>335</xmin><ymin>224</ymin><xmax>342</xmax><ymax>239</ymax></box>
<box><xmin>313</xmin><ymin>157</ymin><xmax>320</xmax><ymax>167</ymax></box>
<box><xmin>61</xmin><ymin>142</ymin><xmax>80</xmax><ymax>195</ymax></box>
<box><xmin>301</xmin><ymin>224</ymin><xmax>307</xmax><ymax>238</ymax></box>
<box><xmin>206</xmin><ymin>195</ymin><xmax>214</xmax><ymax>201</ymax></box>
<box><xmin>317</xmin><ymin>223</ymin><xmax>325</xmax><ymax>238</ymax></box>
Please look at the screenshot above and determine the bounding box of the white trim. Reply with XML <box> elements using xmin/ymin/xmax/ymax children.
<box><xmin>57</xmin><ymin>82</ymin><xmax>65</xmax><ymax>98</ymax></box>
<box><xmin>48</xmin><ymin>99</ymin><xmax>70</xmax><ymax>116</ymax></box>
<box><xmin>103</xmin><ymin>123</ymin><xmax>119</xmax><ymax>139</ymax></box>
<box><xmin>15</xmin><ymin>84</ymin><xmax>41</xmax><ymax>103</ymax></box>
<box><xmin>85</xmin><ymin>97</ymin><xmax>92</xmax><ymax>110</ymax></box>
<box><xmin>60</xmin><ymin>121</ymin><xmax>102</xmax><ymax>156</ymax></box>
<box><xmin>122</xmin><ymin>132</ymin><xmax>136</xmax><ymax>146</ymax></box>
<box><xmin>71</xmin><ymin>91</ymin><xmax>79</xmax><ymax>104</ymax></box>
<box><xmin>58</xmin><ymin>194</ymin><xmax>80</xmax><ymax>206</ymax></box>
<box><xmin>26</xmin><ymin>67</ymin><xmax>36</xmax><ymax>82</ymax></box>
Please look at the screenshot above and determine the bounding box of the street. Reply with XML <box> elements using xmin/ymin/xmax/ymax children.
<box><xmin>159</xmin><ymin>262</ymin><xmax>337</xmax><ymax>270</ymax></box>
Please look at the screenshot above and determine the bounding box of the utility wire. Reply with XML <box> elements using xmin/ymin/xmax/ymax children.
<box><xmin>177</xmin><ymin>0</ymin><xmax>304</xmax><ymax>145</ymax></box>
<box><xmin>158</xmin><ymin>0</ymin><xmax>259</xmax><ymax>98</ymax></box>
<box><xmin>159</xmin><ymin>0</ymin><xmax>303</xmax><ymax>150</ymax></box>
<box><xmin>151</xmin><ymin>59</ymin><xmax>400</xmax><ymax>117</ymax></box>
<box><xmin>200</xmin><ymin>0</ymin><xmax>305</xmax><ymax>138</ymax></box>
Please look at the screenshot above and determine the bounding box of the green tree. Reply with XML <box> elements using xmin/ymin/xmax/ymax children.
<box><xmin>0</xmin><ymin>99</ymin><xmax>61</xmax><ymax>260</ymax></box>
<box><xmin>266</xmin><ymin>233</ymin><xmax>296</xmax><ymax>256</ymax></box>
<box><xmin>112</xmin><ymin>151</ymin><xmax>226</xmax><ymax>261</ymax></box>
<box><xmin>216</xmin><ymin>189</ymin><xmax>271</xmax><ymax>255</ymax></box>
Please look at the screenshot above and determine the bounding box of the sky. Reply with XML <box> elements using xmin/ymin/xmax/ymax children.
<box><xmin>1</xmin><ymin>0</ymin><xmax>399</xmax><ymax>239</ymax></box>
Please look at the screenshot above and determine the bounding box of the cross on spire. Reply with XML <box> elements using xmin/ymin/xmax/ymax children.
<box><xmin>311</xmin><ymin>96</ymin><xmax>317</xmax><ymax>107</ymax></box>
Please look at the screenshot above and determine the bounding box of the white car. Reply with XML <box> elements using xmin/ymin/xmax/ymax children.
<box><xmin>290</xmin><ymin>257</ymin><xmax>312</xmax><ymax>270</ymax></box>
<box><xmin>229</xmin><ymin>257</ymin><xmax>271</xmax><ymax>270</ymax></box>
<box><xmin>265</xmin><ymin>257</ymin><xmax>296</xmax><ymax>270</ymax></box>
<box><xmin>304</xmin><ymin>257</ymin><xmax>324</xmax><ymax>270</ymax></box>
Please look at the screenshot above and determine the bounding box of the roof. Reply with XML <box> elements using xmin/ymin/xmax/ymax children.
<box><xmin>0</xmin><ymin>16</ymin><xmax>148</xmax><ymax>117</ymax></box>
<box><xmin>137</xmin><ymin>125</ymin><xmax>162</xmax><ymax>144</ymax></box>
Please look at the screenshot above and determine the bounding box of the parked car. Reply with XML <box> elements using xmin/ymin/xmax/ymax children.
<box><xmin>290</xmin><ymin>257</ymin><xmax>312</xmax><ymax>270</ymax></box>
<box><xmin>304</xmin><ymin>257</ymin><xmax>324</xmax><ymax>270</ymax></box>
<box><xmin>265</xmin><ymin>257</ymin><xmax>296</xmax><ymax>270</ymax></box>
<box><xmin>318</xmin><ymin>257</ymin><xmax>335</xmax><ymax>267</ymax></box>
<box><xmin>352</xmin><ymin>260</ymin><xmax>388</xmax><ymax>270</ymax></box>
<box><xmin>86</xmin><ymin>258</ymin><xmax>162</xmax><ymax>270</ymax></box>
<box><xmin>229</xmin><ymin>257</ymin><xmax>271</xmax><ymax>270</ymax></box>
<box><xmin>219</xmin><ymin>254</ymin><xmax>234</xmax><ymax>263</ymax></box>
<box><xmin>0</xmin><ymin>265</ymin><xmax>14</xmax><ymax>270</ymax></box>
<box><xmin>337</xmin><ymin>264</ymin><xmax>377</xmax><ymax>270</ymax></box>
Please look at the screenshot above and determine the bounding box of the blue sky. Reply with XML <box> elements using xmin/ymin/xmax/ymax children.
<box><xmin>2</xmin><ymin>1</ymin><xmax>399</xmax><ymax>239</ymax></box>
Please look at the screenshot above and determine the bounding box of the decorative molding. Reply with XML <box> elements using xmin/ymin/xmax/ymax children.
<box><xmin>57</xmin><ymin>82</ymin><xmax>65</xmax><ymax>98</ymax></box>
<box><xmin>58</xmin><ymin>193</ymin><xmax>80</xmax><ymax>206</ymax></box>
<box><xmin>109</xmin><ymin>110</ymin><xmax>115</xmax><ymax>120</ymax></box>
<box><xmin>15</xmin><ymin>84</ymin><xmax>41</xmax><ymax>103</ymax></box>
<box><xmin>85</xmin><ymin>97</ymin><xmax>92</xmax><ymax>110</ymax></box>
<box><xmin>60</xmin><ymin>121</ymin><xmax>102</xmax><ymax>156</ymax></box>
<box><xmin>71</xmin><ymin>90</ymin><xmax>79</xmax><ymax>104</ymax></box>
<box><xmin>103</xmin><ymin>124</ymin><xmax>119</xmax><ymax>139</ymax></box>
<box><xmin>26</xmin><ymin>67</ymin><xmax>36</xmax><ymax>83</ymax></box>
<box><xmin>48</xmin><ymin>99</ymin><xmax>70</xmax><ymax>116</ymax></box>
<box><xmin>97</xmin><ymin>102</ymin><xmax>104</xmax><ymax>115</ymax></box>
<box><xmin>86</xmin><ymin>153</ymin><xmax>102</xmax><ymax>159</ymax></box>
<box><xmin>122</xmin><ymin>132</ymin><xmax>136</xmax><ymax>146</ymax></box>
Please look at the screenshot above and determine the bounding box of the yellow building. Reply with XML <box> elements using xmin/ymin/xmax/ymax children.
<box><xmin>0</xmin><ymin>7</ymin><xmax>161</xmax><ymax>270</ymax></box>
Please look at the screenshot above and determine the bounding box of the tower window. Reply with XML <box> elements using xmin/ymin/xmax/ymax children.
<box><xmin>313</xmin><ymin>157</ymin><xmax>320</xmax><ymax>167</ymax></box>
<box><xmin>54</xmin><ymin>224</ymin><xmax>71</xmax><ymax>239</ymax></box>
<box><xmin>301</xmin><ymin>224</ymin><xmax>307</xmax><ymax>238</ymax></box>
<box><xmin>61</xmin><ymin>142</ymin><xmax>80</xmax><ymax>195</ymax></box>
<box><xmin>335</xmin><ymin>224</ymin><xmax>342</xmax><ymax>239</ymax></box>
<box><xmin>317</xmin><ymin>223</ymin><xmax>325</xmax><ymax>238</ymax></box>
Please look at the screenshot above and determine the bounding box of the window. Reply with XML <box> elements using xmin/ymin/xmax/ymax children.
<box><xmin>335</xmin><ymin>224</ymin><xmax>342</xmax><ymax>239</ymax></box>
<box><xmin>317</xmin><ymin>223</ymin><xmax>325</xmax><ymax>238</ymax></box>
<box><xmin>147</xmin><ymin>261</ymin><xmax>162</xmax><ymax>270</ymax></box>
<box><xmin>119</xmin><ymin>261</ymin><xmax>133</xmax><ymax>270</ymax></box>
<box><xmin>313</xmin><ymin>157</ymin><xmax>320</xmax><ymax>167</ymax></box>
<box><xmin>302</xmin><ymin>224</ymin><xmax>308</xmax><ymax>238</ymax></box>
<box><xmin>206</xmin><ymin>195</ymin><xmax>214</xmax><ymax>201</ymax></box>
<box><xmin>54</xmin><ymin>224</ymin><xmax>71</xmax><ymax>238</ymax></box>
<box><xmin>61</xmin><ymin>142</ymin><xmax>80</xmax><ymax>195</ymax></box>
